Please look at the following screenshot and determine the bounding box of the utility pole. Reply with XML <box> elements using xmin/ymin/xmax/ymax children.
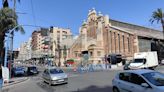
<box><xmin>10</xmin><ymin>0</ymin><xmax>17</xmax><ymax>63</ymax></box>
<box><xmin>58</xmin><ymin>40</ymin><xmax>61</xmax><ymax>67</ymax></box>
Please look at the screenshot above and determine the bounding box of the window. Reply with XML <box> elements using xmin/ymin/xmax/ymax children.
<box><xmin>134</xmin><ymin>59</ymin><xmax>146</xmax><ymax>63</ymax></box>
<box><xmin>97</xmin><ymin>51</ymin><xmax>101</xmax><ymax>56</ymax></box>
<box><xmin>130</xmin><ymin>73</ymin><xmax>146</xmax><ymax>85</ymax></box>
<box><xmin>90</xmin><ymin>52</ymin><xmax>93</xmax><ymax>57</ymax></box>
<box><xmin>142</xmin><ymin>72</ymin><xmax>164</xmax><ymax>86</ymax></box>
<box><xmin>119</xmin><ymin>72</ymin><xmax>131</xmax><ymax>82</ymax></box>
<box><xmin>50</xmin><ymin>69</ymin><xmax>64</xmax><ymax>74</ymax></box>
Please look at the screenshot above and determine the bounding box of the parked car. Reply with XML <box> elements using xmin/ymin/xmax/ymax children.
<box><xmin>12</xmin><ymin>67</ymin><xmax>25</xmax><ymax>76</ymax></box>
<box><xmin>42</xmin><ymin>67</ymin><xmax>68</xmax><ymax>85</ymax></box>
<box><xmin>26</xmin><ymin>66</ymin><xmax>38</xmax><ymax>75</ymax></box>
<box><xmin>112</xmin><ymin>69</ymin><xmax>164</xmax><ymax>92</ymax></box>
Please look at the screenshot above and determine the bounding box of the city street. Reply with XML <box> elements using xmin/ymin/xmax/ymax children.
<box><xmin>3</xmin><ymin>69</ymin><xmax>119</xmax><ymax>92</ymax></box>
<box><xmin>2</xmin><ymin>64</ymin><xmax>164</xmax><ymax>92</ymax></box>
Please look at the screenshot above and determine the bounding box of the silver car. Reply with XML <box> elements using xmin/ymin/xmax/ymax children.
<box><xmin>42</xmin><ymin>67</ymin><xmax>68</xmax><ymax>85</ymax></box>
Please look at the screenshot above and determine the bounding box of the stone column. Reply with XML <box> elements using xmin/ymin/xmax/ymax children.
<box><xmin>108</xmin><ymin>31</ymin><xmax>111</xmax><ymax>54</ymax></box>
<box><xmin>130</xmin><ymin>35</ymin><xmax>134</xmax><ymax>56</ymax></box>
<box><xmin>124</xmin><ymin>34</ymin><xmax>128</xmax><ymax>56</ymax></box>
<box><xmin>111</xmin><ymin>32</ymin><xmax>115</xmax><ymax>53</ymax></box>
<box><xmin>120</xmin><ymin>33</ymin><xmax>123</xmax><ymax>54</ymax></box>
<box><xmin>115</xmin><ymin>32</ymin><xmax>119</xmax><ymax>53</ymax></box>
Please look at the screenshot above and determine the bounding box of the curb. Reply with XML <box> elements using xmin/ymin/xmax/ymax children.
<box><xmin>3</xmin><ymin>77</ymin><xmax>29</xmax><ymax>87</ymax></box>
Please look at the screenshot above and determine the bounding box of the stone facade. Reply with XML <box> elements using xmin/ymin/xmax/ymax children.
<box><xmin>69</xmin><ymin>8</ymin><xmax>164</xmax><ymax>64</ymax></box>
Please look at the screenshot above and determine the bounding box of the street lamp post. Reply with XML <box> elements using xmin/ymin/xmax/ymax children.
<box><xmin>4</xmin><ymin>25</ymin><xmax>21</xmax><ymax>67</ymax></box>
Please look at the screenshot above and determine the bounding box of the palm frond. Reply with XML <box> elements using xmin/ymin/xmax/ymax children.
<box><xmin>3</xmin><ymin>0</ymin><xmax>9</xmax><ymax>7</ymax></box>
<box><xmin>150</xmin><ymin>8</ymin><xmax>164</xmax><ymax>24</ymax></box>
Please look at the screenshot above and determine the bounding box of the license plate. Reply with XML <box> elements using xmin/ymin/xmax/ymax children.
<box><xmin>58</xmin><ymin>79</ymin><xmax>64</xmax><ymax>82</ymax></box>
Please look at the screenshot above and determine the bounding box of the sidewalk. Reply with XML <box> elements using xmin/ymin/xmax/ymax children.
<box><xmin>3</xmin><ymin>77</ymin><xmax>29</xmax><ymax>87</ymax></box>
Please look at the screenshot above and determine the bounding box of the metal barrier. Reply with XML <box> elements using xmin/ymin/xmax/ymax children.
<box><xmin>76</xmin><ymin>64</ymin><xmax>105</xmax><ymax>73</ymax></box>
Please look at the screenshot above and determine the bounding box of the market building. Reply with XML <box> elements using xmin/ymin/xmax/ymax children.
<box><xmin>69</xmin><ymin>8</ymin><xmax>164</xmax><ymax>65</ymax></box>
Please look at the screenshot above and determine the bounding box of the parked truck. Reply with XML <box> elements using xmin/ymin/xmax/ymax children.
<box><xmin>128</xmin><ymin>51</ymin><xmax>159</xmax><ymax>69</ymax></box>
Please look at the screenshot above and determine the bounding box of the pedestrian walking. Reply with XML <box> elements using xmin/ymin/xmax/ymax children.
<box><xmin>0</xmin><ymin>62</ymin><xmax>3</xmax><ymax>91</ymax></box>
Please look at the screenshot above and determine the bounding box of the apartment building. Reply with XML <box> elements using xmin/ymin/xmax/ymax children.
<box><xmin>31</xmin><ymin>28</ymin><xmax>49</xmax><ymax>59</ymax></box>
<box><xmin>50</xmin><ymin>27</ymin><xmax>73</xmax><ymax>66</ymax></box>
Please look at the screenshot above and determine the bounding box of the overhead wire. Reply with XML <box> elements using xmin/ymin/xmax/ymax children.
<box><xmin>30</xmin><ymin>0</ymin><xmax>37</xmax><ymax>27</ymax></box>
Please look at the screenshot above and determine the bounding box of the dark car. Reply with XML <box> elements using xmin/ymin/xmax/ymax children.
<box><xmin>12</xmin><ymin>67</ymin><xmax>25</xmax><ymax>76</ymax></box>
<box><xmin>27</xmin><ymin>66</ymin><xmax>38</xmax><ymax>75</ymax></box>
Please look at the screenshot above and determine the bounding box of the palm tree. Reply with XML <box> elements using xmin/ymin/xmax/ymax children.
<box><xmin>3</xmin><ymin>0</ymin><xmax>21</xmax><ymax>9</ymax></box>
<box><xmin>0</xmin><ymin>7</ymin><xmax>24</xmax><ymax>64</ymax></box>
<box><xmin>0</xmin><ymin>0</ymin><xmax>23</xmax><ymax>63</ymax></box>
<box><xmin>150</xmin><ymin>8</ymin><xmax>164</xmax><ymax>63</ymax></box>
<box><xmin>150</xmin><ymin>8</ymin><xmax>164</xmax><ymax>38</ymax></box>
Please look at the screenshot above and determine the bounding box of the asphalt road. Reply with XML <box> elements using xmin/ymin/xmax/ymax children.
<box><xmin>4</xmin><ymin>64</ymin><xmax>164</xmax><ymax>92</ymax></box>
<box><xmin>3</xmin><ymin>70</ymin><xmax>119</xmax><ymax>92</ymax></box>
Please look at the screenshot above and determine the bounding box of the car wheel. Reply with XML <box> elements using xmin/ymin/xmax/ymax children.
<box><xmin>113</xmin><ymin>87</ymin><xmax>120</xmax><ymax>92</ymax></box>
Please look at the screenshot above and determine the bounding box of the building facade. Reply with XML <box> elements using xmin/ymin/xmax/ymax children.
<box><xmin>50</xmin><ymin>27</ymin><xmax>73</xmax><ymax>66</ymax></box>
<box><xmin>31</xmin><ymin>28</ymin><xmax>49</xmax><ymax>59</ymax></box>
<box><xmin>17</xmin><ymin>38</ymin><xmax>32</xmax><ymax>61</ymax></box>
<box><xmin>70</xmin><ymin>8</ymin><xmax>164</xmax><ymax>65</ymax></box>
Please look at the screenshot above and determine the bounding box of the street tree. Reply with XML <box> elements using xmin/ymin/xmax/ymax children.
<box><xmin>0</xmin><ymin>7</ymin><xmax>24</xmax><ymax>64</ymax></box>
<box><xmin>150</xmin><ymin>8</ymin><xmax>164</xmax><ymax>38</ymax></box>
<box><xmin>150</xmin><ymin>8</ymin><xmax>164</xmax><ymax>62</ymax></box>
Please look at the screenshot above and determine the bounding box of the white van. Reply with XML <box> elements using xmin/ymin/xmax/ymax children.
<box><xmin>129</xmin><ymin>52</ymin><xmax>158</xmax><ymax>69</ymax></box>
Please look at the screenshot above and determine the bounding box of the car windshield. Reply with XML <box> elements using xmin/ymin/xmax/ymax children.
<box><xmin>15</xmin><ymin>68</ymin><xmax>23</xmax><ymax>71</ymax></box>
<box><xmin>29</xmin><ymin>67</ymin><xmax>37</xmax><ymax>70</ymax></box>
<box><xmin>133</xmin><ymin>59</ymin><xmax>146</xmax><ymax>63</ymax></box>
<box><xmin>49</xmin><ymin>69</ymin><xmax>64</xmax><ymax>74</ymax></box>
<box><xmin>142</xmin><ymin>72</ymin><xmax>164</xmax><ymax>86</ymax></box>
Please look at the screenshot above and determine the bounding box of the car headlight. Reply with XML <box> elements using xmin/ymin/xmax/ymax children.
<box><xmin>51</xmin><ymin>77</ymin><xmax>58</xmax><ymax>80</ymax></box>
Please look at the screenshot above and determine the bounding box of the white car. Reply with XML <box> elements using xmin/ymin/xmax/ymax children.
<box><xmin>42</xmin><ymin>67</ymin><xmax>68</xmax><ymax>85</ymax></box>
<box><xmin>112</xmin><ymin>69</ymin><xmax>164</xmax><ymax>92</ymax></box>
